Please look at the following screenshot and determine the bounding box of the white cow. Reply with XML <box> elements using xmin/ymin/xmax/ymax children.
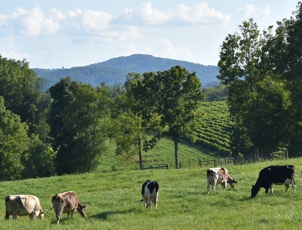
<box><xmin>5</xmin><ymin>195</ymin><xmax>45</xmax><ymax>220</ymax></box>
<box><xmin>207</xmin><ymin>167</ymin><xmax>237</xmax><ymax>194</ymax></box>
<box><xmin>141</xmin><ymin>180</ymin><xmax>159</xmax><ymax>210</ymax></box>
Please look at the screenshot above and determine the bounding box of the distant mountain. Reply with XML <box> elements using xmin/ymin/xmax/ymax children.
<box><xmin>33</xmin><ymin>54</ymin><xmax>219</xmax><ymax>90</ymax></box>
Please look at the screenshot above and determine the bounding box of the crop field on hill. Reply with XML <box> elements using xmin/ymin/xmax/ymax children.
<box><xmin>97</xmin><ymin>101</ymin><xmax>233</xmax><ymax>172</ymax></box>
<box><xmin>0</xmin><ymin>158</ymin><xmax>302</xmax><ymax>229</ymax></box>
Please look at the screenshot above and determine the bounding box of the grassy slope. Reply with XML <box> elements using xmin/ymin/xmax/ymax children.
<box><xmin>96</xmin><ymin>137</ymin><xmax>221</xmax><ymax>173</ymax></box>
<box><xmin>98</xmin><ymin>101</ymin><xmax>232</xmax><ymax>172</ymax></box>
<box><xmin>0</xmin><ymin>158</ymin><xmax>302</xmax><ymax>229</ymax></box>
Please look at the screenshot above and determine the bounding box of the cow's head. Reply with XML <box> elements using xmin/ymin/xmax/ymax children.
<box><xmin>77</xmin><ymin>203</ymin><xmax>87</xmax><ymax>218</ymax></box>
<box><xmin>227</xmin><ymin>177</ymin><xmax>238</xmax><ymax>188</ymax></box>
<box><xmin>37</xmin><ymin>210</ymin><xmax>46</xmax><ymax>220</ymax></box>
<box><xmin>251</xmin><ymin>185</ymin><xmax>259</xmax><ymax>198</ymax></box>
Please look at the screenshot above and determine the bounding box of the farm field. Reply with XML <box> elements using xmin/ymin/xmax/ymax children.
<box><xmin>0</xmin><ymin>158</ymin><xmax>302</xmax><ymax>229</ymax></box>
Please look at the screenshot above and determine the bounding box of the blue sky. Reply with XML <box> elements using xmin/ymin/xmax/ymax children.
<box><xmin>0</xmin><ymin>1</ymin><xmax>299</xmax><ymax>69</ymax></box>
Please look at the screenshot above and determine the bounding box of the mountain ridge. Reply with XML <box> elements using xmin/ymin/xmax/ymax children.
<box><xmin>34</xmin><ymin>54</ymin><xmax>220</xmax><ymax>90</ymax></box>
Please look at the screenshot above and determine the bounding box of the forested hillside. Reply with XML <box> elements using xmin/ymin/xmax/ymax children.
<box><xmin>33</xmin><ymin>54</ymin><xmax>219</xmax><ymax>90</ymax></box>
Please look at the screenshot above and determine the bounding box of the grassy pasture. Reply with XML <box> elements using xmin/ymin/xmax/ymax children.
<box><xmin>0</xmin><ymin>159</ymin><xmax>302</xmax><ymax>229</ymax></box>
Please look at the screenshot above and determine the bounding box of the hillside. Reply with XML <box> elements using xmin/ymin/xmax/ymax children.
<box><xmin>33</xmin><ymin>54</ymin><xmax>219</xmax><ymax>90</ymax></box>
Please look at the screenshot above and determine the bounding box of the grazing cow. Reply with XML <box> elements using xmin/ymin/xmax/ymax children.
<box><xmin>51</xmin><ymin>191</ymin><xmax>86</xmax><ymax>225</ymax></box>
<box><xmin>141</xmin><ymin>180</ymin><xmax>159</xmax><ymax>210</ymax></box>
<box><xmin>207</xmin><ymin>167</ymin><xmax>237</xmax><ymax>194</ymax></box>
<box><xmin>251</xmin><ymin>165</ymin><xmax>296</xmax><ymax>198</ymax></box>
<box><xmin>5</xmin><ymin>195</ymin><xmax>45</xmax><ymax>220</ymax></box>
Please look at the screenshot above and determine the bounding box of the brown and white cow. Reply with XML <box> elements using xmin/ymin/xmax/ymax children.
<box><xmin>51</xmin><ymin>191</ymin><xmax>86</xmax><ymax>225</ymax></box>
<box><xmin>207</xmin><ymin>167</ymin><xmax>237</xmax><ymax>194</ymax></box>
<box><xmin>5</xmin><ymin>195</ymin><xmax>45</xmax><ymax>220</ymax></box>
<box><xmin>141</xmin><ymin>180</ymin><xmax>159</xmax><ymax>210</ymax></box>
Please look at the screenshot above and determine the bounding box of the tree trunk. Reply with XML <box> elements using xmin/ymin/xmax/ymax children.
<box><xmin>138</xmin><ymin>136</ymin><xmax>143</xmax><ymax>169</ymax></box>
<box><xmin>174</xmin><ymin>138</ymin><xmax>179</xmax><ymax>169</ymax></box>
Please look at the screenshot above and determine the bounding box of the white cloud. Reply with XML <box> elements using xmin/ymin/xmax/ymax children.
<box><xmin>237</xmin><ymin>4</ymin><xmax>271</xmax><ymax>19</ymax></box>
<box><xmin>0</xmin><ymin>37</ymin><xmax>31</xmax><ymax>60</ymax></box>
<box><xmin>0</xmin><ymin>3</ymin><xmax>229</xmax><ymax>39</ymax></box>
<box><xmin>176</xmin><ymin>2</ymin><xmax>230</xmax><ymax>25</ymax></box>
<box><xmin>260</xmin><ymin>5</ymin><xmax>271</xmax><ymax>18</ymax></box>
<box><xmin>82</xmin><ymin>9</ymin><xmax>112</xmax><ymax>31</ymax></box>
<box><xmin>119</xmin><ymin>2</ymin><xmax>229</xmax><ymax>26</ymax></box>
<box><xmin>11</xmin><ymin>7</ymin><xmax>61</xmax><ymax>36</ymax></box>
<box><xmin>136</xmin><ymin>2</ymin><xmax>173</xmax><ymax>25</ymax></box>
<box><xmin>157</xmin><ymin>38</ymin><xmax>193</xmax><ymax>60</ymax></box>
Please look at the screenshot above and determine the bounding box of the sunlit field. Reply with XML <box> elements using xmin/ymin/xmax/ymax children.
<box><xmin>0</xmin><ymin>158</ymin><xmax>301</xmax><ymax>229</ymax></box>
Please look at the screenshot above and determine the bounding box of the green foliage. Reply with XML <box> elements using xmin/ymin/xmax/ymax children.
<box><xmin>49</xmin><ymin>77</ymin><xmax>109</xmax><ymax>175</ymax></box>
<box><xmin>129</xmin><ymin>66</ymin><xmax>204</xmax><ymax>168</ymax></box>
<box><xmin>21</xmin><ymin>134</ymin><xmax>56</xmax><ymax>178</ymax></box>
<box><xmin>0</xmin><ymin>97</ymin><xmax>29</xmax><ymax>180</ymax></box>
<box><xmin>217</xmin><ymin>18</ymin><xmax>292</xmax><ymax>154</ymax></box>
<box><xmin>202</xmin><ymin>84</ymin><xmax>228</xmax><ymax>101</ymax></box>
<box><xmin>0</xmin><ymin>55</ymin><xmax>51</xmax><ymax>135</ymax></box>
<box><xmin>0</xmin><ymin>158</ymin><xmax>301</xmax><ymax>229</ymax></box>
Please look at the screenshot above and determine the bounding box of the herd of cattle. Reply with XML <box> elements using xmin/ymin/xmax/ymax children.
<box><xmin>5</xmin><ymin>191</ymin><xmax>86</xmax><ymax>224</ymax></box>
<box><xmin>4</xmin><ymin>165</ymin><xmax>296</xmax><ymax>224</ymax></box>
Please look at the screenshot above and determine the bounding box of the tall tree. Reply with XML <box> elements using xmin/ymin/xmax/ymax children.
<box><xmin>282</xmin><ymin>2</ymin><xmax>302</xmax><ymax>138</ymax></box>
<box><xmin>217</xmin><ymin>19</ymin><xmax>292</xmax><ymax>155</ymax></box>
<box><xmin>49</xmin><ymin>77</ymin><xmax>108</xmax><ymax>174</ymax></box>
<box><xmin>0</xmin><ymin>97</ymin><xmax>29</xmax><ymax>180</ymax></box>
<box><xmin>0</xmin><ymin>56</ymin><xmax>50</xmax><ymax>135</ymax></box>
<box><xmin>130</xmin><ymin>66</ymin><xmax>204</xmax><ymax>168</ymax></box>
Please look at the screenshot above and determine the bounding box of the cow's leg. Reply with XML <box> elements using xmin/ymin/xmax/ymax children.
<box><xmin>29</xmin><ymin>212</ymin><xmax>35</xmax><ymax>221</ymax></box>
<box><xmin>154</xmin><ymin>199</ymin><xmax>157</xmax><ymax>210</ymax></box>
<box><xmin>56</xmin><ymin>211</ymin><xmax>62</xmax><ymax>225</ymax></box>
<box><xmin>71</xmin><ymin>210</ymin><xmax>75</xmax><ymax>219</ymax></box>
<box><xmin>5</xmin><ymin>212</ymin><xmax>9</xmax><ymax>220</ymax></box>
<box><xmin>292</xmin><ymin>181</ymin><xmax>296</xmax><ymax>191</ymax></box>
<box><xmin>269</xmin><ymin>185</ymin><xmax>274</xmax><ymax>196</ymax></box>
<box><xmin>285</xmin><ymin>184</ymin><xmax>289</xmax><ymax>192</ymax></box>
<box><xmin>143</xmin><ymin>197</ymin><xmax>148</xmax><ymax>208</ymax></box>
<box><xmin>221</xmin><ymin>181</ymin><xmax>227</xmax><ymax>190</ymax></box>
<box><xmin>212</xmin><ymin>179</ymin><xmax>217</xmax><ymax>192</ymax></box>
<box><xmin>207</xmin><ymin>180</ymin><xmax>210</xmax><ymax>194</ymax></box>
<box><xmin>13</xmin><ymin>212</ymin><xmax>17</xmax><ymax>220</ymax></box>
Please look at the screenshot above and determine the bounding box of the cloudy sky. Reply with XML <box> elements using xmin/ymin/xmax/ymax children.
<box><xmin>0</xmin><ymin>1</ymin><xmax>299</xmax><ymax>69</ymax></box>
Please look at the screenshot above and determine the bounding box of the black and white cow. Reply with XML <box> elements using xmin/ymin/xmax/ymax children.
<box><xmin>141</xmin><ymin>180</ymin><xmax>159</xmax><ymax>210</ymax></box>
<box><xmin>251</xmin><ymin>165</ymin><xmax>296</xmax><ymax>198</ymax></box>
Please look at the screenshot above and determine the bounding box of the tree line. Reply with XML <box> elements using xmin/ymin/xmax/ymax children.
<box><xmin>1</xmin><ymin>2</ymin><xmax>302</xmax><ymax>180</ymax></box>
<box><xmin>218</xmin><ymin>2</ymin><xmax>302</xmax><ymax>158</ymax></box>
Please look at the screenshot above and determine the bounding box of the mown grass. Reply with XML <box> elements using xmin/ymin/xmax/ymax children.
<box><xmin>0</xmin><ymin>158</ymin><xmax>302</xmax><ymax>229</ymax></box>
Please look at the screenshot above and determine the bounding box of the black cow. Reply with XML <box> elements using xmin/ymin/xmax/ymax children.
<box><xmin>251</xmin><ymin>165</ymin><xmax>296</xmax><ymax>198</ymax></box>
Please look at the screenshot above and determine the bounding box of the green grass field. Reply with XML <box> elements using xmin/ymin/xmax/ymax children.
<box><xmin>0</xmin><ymin>158</ymin><xmax>301</xmax><ymax>229</ymax></box>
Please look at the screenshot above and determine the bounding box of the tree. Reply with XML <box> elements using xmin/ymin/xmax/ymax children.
<box><xmin>130</xmin><ymin>66</ymin><xmax>204</xmax><ymax>168</ymax></box>
<box><xmin>0</xmin><ymin>97</ymin><xmax>29</xmax><ymax>180</ymax></box>
<box><xmin>282</xmin><ymin>2</ymin><xmax>302</xmax><ymax>139</ymax></box>
<box><xmin>217</xmin><ymin>19</ymin><xmax>292</xmax><ymax>156</ymax></box>
<box><xmin>49</xmin><ymin>77</ymin><xmax>108</xmax><ymax>175</ymax></box>
<box><xmin>0</xmin><ymin>56</ymin><xmax>50</xmax><ymax>135</ymax></box>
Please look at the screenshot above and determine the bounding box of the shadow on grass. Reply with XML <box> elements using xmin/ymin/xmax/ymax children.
<box><xmin>88</xmin><ymin>209</ymin><xmax>138</xmax><ymax>220</ymax></box>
